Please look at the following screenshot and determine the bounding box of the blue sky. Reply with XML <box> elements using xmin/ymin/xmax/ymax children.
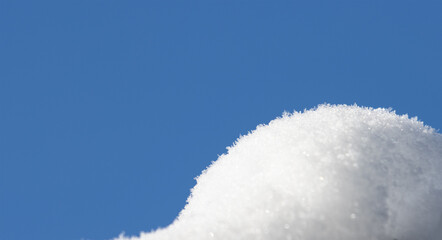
<box><xmin>1</xmin><ymin>1</ymin><xmax>441</xmax><ymax>240</ymax></box>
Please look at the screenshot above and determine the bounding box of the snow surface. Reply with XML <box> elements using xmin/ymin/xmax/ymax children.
<box><xmin>115</xmin><ymin>104</ymin><xmax>442</xmax><ymax>240</ymax></box>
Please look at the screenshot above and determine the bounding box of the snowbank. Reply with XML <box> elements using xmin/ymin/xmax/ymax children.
<box><xmin>115</xmin><ymin>104</ymin><xmax>442</xmax><ymax>240</ymax></box>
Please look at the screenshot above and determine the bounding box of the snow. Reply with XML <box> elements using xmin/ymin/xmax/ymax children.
<box><xmin>114</xmin><ymin>104</ymin><xmax>442</xmax><ymax>240</ymax></box>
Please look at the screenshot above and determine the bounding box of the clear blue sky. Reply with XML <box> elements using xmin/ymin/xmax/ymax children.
<box><xmin>1</xmin><ymin>1</ymin><xmax>441</xmax><ymax>240</ymax></box>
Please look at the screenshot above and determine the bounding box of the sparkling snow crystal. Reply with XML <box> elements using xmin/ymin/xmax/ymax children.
<box><xmin>115</xmin><ymin>104</ymin><xmax>442</xmax><ymax>240</ymax></box>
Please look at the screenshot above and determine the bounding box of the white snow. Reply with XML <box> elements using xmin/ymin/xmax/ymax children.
<box><xmin>115</xmin><ymin>104</ymin><xmax>442</xmax><ymax>240</ymax></box>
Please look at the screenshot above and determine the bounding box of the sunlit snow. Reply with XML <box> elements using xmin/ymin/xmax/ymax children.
<box><xmin>115</xmin><ymin>104</ymin><xmax>442</xmax><ymax>240</ymax></box>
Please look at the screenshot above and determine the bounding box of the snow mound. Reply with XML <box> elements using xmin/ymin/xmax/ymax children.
<box><xmin>115</xmin><ymin>104</ymin><xmax>442</xmax><ymax>240</ymax></box>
